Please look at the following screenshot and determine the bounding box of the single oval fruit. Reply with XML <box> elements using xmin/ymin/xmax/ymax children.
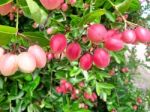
<box><xmin>61</xmin><ymin>3</ymin><xmax>68</xmax><ymax>12</ymax></box>
<box><xmin>50</xmin><ymin>34</ymin><xmax>67</xmax><ymax>53</ymax></box>
<box><xmin>40</xmin><ymin>0</ymin><xmax>64</xmax><ymax>10</ymax></box>
<box><xmin>104</xmin><ymin>38</ymin><xmax>124</xmax><ymax>51</ymax></box>
<box><xmin>122</xmin><ymin>30</ymin><xmax>136</xmax><ymax>43</ymax></box>
<box><xmin>66</xmin><ymin>42</ymin><xmax>81</xmax><ymax>61</ymax></box>
<box><xmin>79</xmin><ymin>53</ymin><xmax>93</xmax><ymax>70</ymax></box>
<box><xmin>0</xmin><ymin>2</ymin><xmax>12</xmax><ymax>16</ymax></box>
<box><xmin>47</xmin><ymin>52</ymin><xmax>54</xmax><ymax>61</ymax></box>
<box><xmin>93</xmin><ymin>48</ymin><xmax>110</xmax><ymax>68</ymax></box>
<box><xmin>69</xmin><ymin>0</ymin><xmax>76</xmax><ymax>5</ymax></box>
<box><xmin>135</xmin><ymin>27</ymin><xmax>150</xmax><ymax>43</ymax></box>
<box><xmin>18</xmin><ymin>52</ymin><xmax>36</xmax><ymax>73</ymax></box>
<box><xmin>28</xmin><ymin>45</ymin><xmax>47</xmax><ymax>68</ymax></box>
<box><xmin>87</xmin><ymin>24</ymin><xmax>107</xmax><ymax>44</ymax></box>
<box><xmin>0</xmin><ymin>54</ymin><xmax>18</xmax><ymax>76</ymax></box>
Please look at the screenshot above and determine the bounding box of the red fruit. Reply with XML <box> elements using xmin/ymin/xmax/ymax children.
<box><xmin>66</xmin><ymin>42</ymin><xmax>81</xmax><ymax>61</ymax></box>
<box><xmin>137</xmin><ymin>97</ymin><xmax>142</xmax><ymax>104</ymax></box>
<box><xmin>84</xmin><ymin>92</ymin><xmax>90</xmax><ymax>100</ymax></box>
<box><xmin>92</xmin><ymin>93</ymin><xmax>97</xmax><ymax>100</ymax></box>
<box><xmin>0</xmin><ymin>54</ymin><xmax>18</xmax><ymax>76</ymax></box>
<box><xmin>61</xmin><ymin>3</ymin><xmax>68</xmax><ymax>12</ymax></box>
<box><xmin>135</xmin><ymin>27</ymin><xmax>150</xmax><ymax>43</ymax></box>
<box><xmin>93</xmin><ymin>48</ymin><xmax>110</xmax><ymax>68</ymax></box>
<box><xmin>56</xmin><ymin>86</ymin><xmax>62</xmax><ymax>93</ymax></box>
<box><xmin>109</xmin><ymin>69</ymin><xmax>115</xmax><ymax>76</ymax></box>
<box><xmin>69</xmin><ymin>0</ymin><xmax>76</xmax><ymax>5</ymax></box>
<box><xmin>79</xmin><ymin>53</ymin><xmax>93</xmax><ymax>70</ymax></box>
<box><xmin>46</xmin><ymin>28</ymin><xmax>53</xmax><ymax>34</ymax></box>
<box><xmin>60</xmin><ymin>84</ymin><xmax>67</xmax><ymax>94</ymax></box>
<box><xmin>121</xmin><ymin>67</ymin><xmax>129</xmax><ymax>73</ymax></box>
<box><xmin>82</xmin><ymin>36</ymin><xmax>88</xmax><ymax>43</ymax></box>
<box><xmin>79</xmin><ymin>81</ymin><xmax>84</xmax><ymax>87</ymax></box>
<box><xmin>112</xmin><ymin>33</ymin><xmax>122</xmax><ymax>39</ymax></box>
<box><xmin>133</xmin><ymin>105</ymin><xmax>138</xmax><ymax>110</ymax></box>
<box><xmin>40</xmin><ymin>0</ymin><xmax>64</xmax><ymax>10</ymax></box>
<box><xmin>122</xmin><ymin>30</ymin><xmax>136</xmax><ymax>43</ymax></box>
<box><xmin>104</xmin><ymin>38</ymin><xmax>124</xmax><ymax>51</ymax></box>
<box><xmin>0</xmin><ymin>2</ymin><xmax>12</xmax><ymax>16</ymax></box>
<box><xmin>60</xmin><ymin>79</ymin><xmax>67</xmax><ymax>85</ymax></box>
<box><xmin>64</xmin><ymin>82</ymin><xmax>73</xmax><ymax>91</ymax></box>
<box><xmin>104</xmin><ymin>29</ymin><xmax>119</xmax><ymax>41</ymax></box>
<box><xmin>28</xmin><ymin>45</ymin><xmax>47</xmax><ymax>68</ymax></box>
<box><xmin>87</xmin><ymin>24</ymin><xmax>107</xmax><ymax>44</ymax></box>
<box><xmin>50</xmin><ymin>34</ymin><xmax>67</xmax><ymax>53</ymax></box>
<box><xmin>18</xmin><ymin>52</ymin><xmax>36</xmax><ymax>73</ymax></box>
<box><xmin>47</xmin><ymin>52</ymin><xmax>54</xmax><ymax>61</ymax></box>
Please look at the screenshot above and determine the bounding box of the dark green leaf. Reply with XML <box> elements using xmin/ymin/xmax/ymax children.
<box><xmin>0</xmin><ymin>0</ymin><xmax>12</xmax><ymax>6</ymax></box>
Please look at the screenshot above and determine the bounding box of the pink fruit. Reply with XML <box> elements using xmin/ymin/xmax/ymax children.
<box><xmin>84</xmin><ymin>92</ymin><xmax>90</xmax><ymax>100</ymax></box>
<box><xmin>104</xmin><ymin>38</ymin><xmax>124</xmax><ymax>51</ymax></box>
<box><xmin>47</xmin><ymin>52</ymin><xmax>54</xmax><ymax>61</ymax></box>
<box><xmin>46</xmin><ymin>28</ymin><xmax>53</xmax><ymax>34</ymax></box>
<box><xmin>60</xmin><ymin>79</ymin><xmax>67</xmax><ymax>85</ymax></box>
<box><xmin>61</xmin><ymin>3</ymin><xmax>68</xmax><ymax>12</ymax></box>
<box><xmin>93</xmin><ymin>48</ymin><xmax>110</xmax><ymax>68</ymax></box>
<box><xmin>135</xmin><ymin>27</ymin><xmax>150</xmax><ymax>43</ymax></box>
<box><xmin>40</xmin><ymin>0</ymin><xmax>64</xmax><ymax>10</ymax></box>
<box><xmin>66</xmin><ymin>42</ymin><xmax>81</xmax><ymax>61</ymax></box>
<box><xmin>0</xmin><ymin>54</ymin><xmax>18</xmax><ymax>76</ymax></box>
<box><xmin>56</xmin><ymin>86</ymin><xmax>62</xmax><ymax>93</ymax></box>
<box><xmin>28</xmin><ymin>45</ymin><xmax>47</xmax><ymax>68</ymax></box>
<box><xmin>0</xmin><ymin>2</ymin><xmax>12</xmax><ymax>16</ymax></box>
<box><xmin>122</xmin><ymin>30</ymin><xmax>136</xmax><ymax>43</ymax></box>
<box><xmin>17</xmin><ymin>52</ymin><xmax>36</xmax><ymax>73</ymax></box>
<box><xmin>104</xmin><ymin>29</ymin><xmax>118</xmax><ymax>41</ymax></box>
<box><xmin>87</xmin><ymin>24</ymin><xmax>107</xmax><ymax>44</ymax></box>
<box><xmin>79</xmin><ymin>53</ymin><xmax>93</xmax><ymax>70</ymax></box>
<box><xmin>50</xmin><ymin>34</ymin><xmax>67</xmax><ymax>53</ymax></box>
<box><xmin>69</xmin><ymin>0</ymin><xmax>76</xmax><ymax>5</ymax></box>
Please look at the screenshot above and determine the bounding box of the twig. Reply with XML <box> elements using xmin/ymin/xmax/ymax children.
<box><xmin>106</xmin><ymin>0</ymin><xmax>139</xmax><ymax>29</ymax></box>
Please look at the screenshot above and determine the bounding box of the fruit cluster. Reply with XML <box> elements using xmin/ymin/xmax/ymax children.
<box><xmin>40</xmin><ymin>0</ymin><xmax>76</xmax><ymax>12</ymax></box>
<box><xmin>48</xmin><ymin>24</ymin><xmax>150</xmax><ymax>70</ymax></box>
<box><xmin>0</xmin><ymin>2</ymin><xmax>23</xmax><ymax>20</ymax></box>
<box><xmin>0</xmin><ymin>45</ymin><xmax>46</xmax><ymax>76</ymax></box>
<box><xmin>56</xmin><ymin>80</ymin><xmax>97</xmax><ymax>109</ymax></box>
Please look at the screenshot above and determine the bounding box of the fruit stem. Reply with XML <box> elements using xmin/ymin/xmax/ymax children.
<box><xmin>106</xmin><ymin>0</ymin><xmax>139</xmax><ymax>29</ymax></box>
<box><xmin>106</xmin><ymin>0</ymin><xmax>127</xmax><ymax>29</ymax></box>
<box><xmin>15</xmin><ymin>0</ymin><xmax>19</xmax><ymax>35</ymax></box>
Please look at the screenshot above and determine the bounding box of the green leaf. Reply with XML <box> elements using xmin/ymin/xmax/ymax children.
<box><xmin>25</xmin><ymin>0</ymin><xmax>48</xmax><ymax>24</ymax></box>
<box><xmin>18</xmin><ymin>0</ymin><xmax>31</xmax><ymax>18</ymax></box>
<box><xmin>96</xmin><ymin>82</ymin><xmax>115</xmax><ymax>95</ymax></box>
<box><xmin>23</xmin><ymin>32</ymin><xmax>49</xmax><ymax>46</ymax></box>
<box><xmin>129</xmin><ymin>0</ymin><xmax>141</xmax><ymax>12</ymax></box>
<box><xmin>0</xmin><ymin>25</ymin><xmax>16</xmax><ymax>45</ymax></box>
<box><xmin>79</xmin><ymin>9</ymin><xmax>105</xmax><ymax>26</ymax></box>
<box><xmin>0</xmin><ymin>0</ymin><xmax>12</xmax><ymax>6</ymax></box>
<box><xmin>116</xmin><ymin>0</ymin><xmax>133</xmax><ymax>13</ymax></box>
<box><xmin>0</xmin><ymin>77</ymin><xmax>4</xmax><ymax>89</ymax></box>
<box><xmin>23</xmin><ymin>76</ymin><xmax>40</xmax><ymax>92</ymax></box>
<box><xmin>105</xmin><ymin>10</ymin><xmax>116</xmax><ymax>22</ymax></box>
